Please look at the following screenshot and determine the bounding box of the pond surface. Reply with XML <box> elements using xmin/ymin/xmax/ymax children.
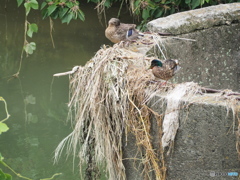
<box><xmin>0</xmin><ymin>1</ymin><xmax>134</xmax><ymax>179</ymax></box>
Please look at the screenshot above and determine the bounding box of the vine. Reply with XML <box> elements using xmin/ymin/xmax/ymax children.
<box><xmin>0</xmin><ymin>97</ymin><xmax>61</xmax><ymax>179</ymax></box>
<box><xmin>0</xmin><ymin>153</ymin><xmax>62</xmax><ymax>180</ymax></box>
<box><xmin>14</xmin><ymin>0</ymin><xmax>239</xmax><ymax>75</ymax></box>
<box><xmin>0</xmin><ymin>97</ymin><xmax>10</xmax><ymax>134</ymax></box>
<box><xmin>15</xmin><ymin>0</ymin><xmax>85</xmax><ymax>76</ymax></box>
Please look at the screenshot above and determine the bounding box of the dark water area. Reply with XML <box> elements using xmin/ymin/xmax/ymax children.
<box><xmin>0</xmin><ymin>1</ymin><xmax>135</xmax><ymax>179</ymax></box>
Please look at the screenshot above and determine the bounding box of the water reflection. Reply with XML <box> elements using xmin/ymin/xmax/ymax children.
<box><xmin>0</xmin><ymin>1</ymin><xmax>131</xmax><ymax>179</ymax></box>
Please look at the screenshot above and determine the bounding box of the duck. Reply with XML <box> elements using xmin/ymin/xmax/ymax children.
<box><xmin>105</xmin><ymin>18</ymin><xmax>142</xmax><ymax>43</ymax></box>
<box><xmin>149</xmin><ymin>59</ymin><xmax>180</xmax><ymax>82</ymax></box>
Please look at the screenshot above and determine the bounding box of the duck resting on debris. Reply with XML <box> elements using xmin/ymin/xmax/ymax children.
<box><xmin>149</xmin><ymin>59</ymin><xmax>180</xmax><ymax>84</ymax></box>
<box><xmin>105</xmin><ymin>18</ymin><xmax>172</xmax><ymax>45</ymax></box>
<box><xmin>105</xmin><ymin>18</ymin><xmax>143</xmax><ymax>44</ymax></box>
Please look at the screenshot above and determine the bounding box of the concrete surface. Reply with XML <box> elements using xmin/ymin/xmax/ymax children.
<box><xmin>123</xmin><ymin>3</ymin><xmax>240</xmax><ymax>180</ymax></box>
<box><xmin>148</xmin><ymin>3</ymin><xmax>240</xmax><ymax>92</ymax></box>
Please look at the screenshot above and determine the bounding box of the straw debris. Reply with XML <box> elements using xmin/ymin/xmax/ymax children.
<box><xmin>53</xmin><ymin>42</ymin><xmax>169</xmax><ymax>179</ymax></box>
<box><xmin>53</xmin><ymin>36</ymin><xmax>240</xmax><ymax>180</ymax></box>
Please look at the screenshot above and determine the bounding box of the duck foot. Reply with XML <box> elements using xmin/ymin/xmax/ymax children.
<box><xmin>158</xmin><ymin>81</ymin><xmax>168</xmax><ymax>86</ymax></box>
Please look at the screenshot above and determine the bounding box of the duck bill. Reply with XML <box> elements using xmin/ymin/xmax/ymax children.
<box><xmin>148</xmin><ymin>65</ymin><xmax>153</xmax><ymax>70</ymax></box>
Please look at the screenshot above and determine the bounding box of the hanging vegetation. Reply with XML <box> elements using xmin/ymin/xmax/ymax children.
<box><xmin>53</xmin><ymin>35</ymin><xmax>168</xmax><ymax>179</ymax></box>
<box><xmin>53</xmin><ymin>32</ymin><xmax>240</xmax><ymax>179</ymax></box>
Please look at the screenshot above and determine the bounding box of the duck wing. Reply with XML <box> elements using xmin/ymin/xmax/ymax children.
<box><xmin>105</xmin><ymin>25</ymin><xmax>122</xmax><ymax>43</ymax></box>
<box><xmin>117</xmin><ymin>23</ymin><xmax>139</xmax><ymax>41</ymax></box>
<box><xmin>119</xmin><ymin>23</ymin><xmax>136</xmax><ymax>30</ymax></box>
<box><xmin>163</xmin><ymin>59</ymin><xmax>178</xmax><ymax>69</ymax></box>
<box><xmin>163</xmin><ymin>59</ymin><xmax>181</xmax><ymax>75</ymax></box>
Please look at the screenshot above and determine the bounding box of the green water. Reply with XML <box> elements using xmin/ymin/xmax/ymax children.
<box><xmin>0</xmin><ymin>1</ymin><xmax>132</xmax><ymax>179</ymax></box>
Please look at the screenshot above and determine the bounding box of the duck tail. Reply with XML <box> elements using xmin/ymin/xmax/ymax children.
<box><xmin>174</xmin><ymin>65</ymin><xmax>181</xmax><ymax>74</ymax></box>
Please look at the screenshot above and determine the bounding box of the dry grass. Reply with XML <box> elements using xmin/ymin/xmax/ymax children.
<box><xmin>53</xmin><ymin>41</ymin><xmax>168</xmax><ymax>180</ymax></box>
<box><xmin>53</xmin><ymin>34</ymin><xmax>240</xmax><ymax>180</ymax></box>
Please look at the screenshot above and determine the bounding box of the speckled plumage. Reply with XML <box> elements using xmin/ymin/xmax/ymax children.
<box><xmin>105</xmin><ymin>18</ymin><xmax>140</xmax><ymax>43</ymax></box>
<box><xmin>149</xmin><ymin>59</ymin><xmax>180</xmax><ymax>81</ymax></box>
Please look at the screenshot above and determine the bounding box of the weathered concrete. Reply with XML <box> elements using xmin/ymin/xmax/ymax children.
<box><xmin>147</xmin><ymin>3</ymin><xmax>240</xmax><ymax>35</ymax></box>
<box><xmin>123</xmin><ymin>3</ymin><xmax>240</xmax><ymax>180</ymax></box>
<box><xmin>149</xmin><ymin>95</ymin><xmax>239</xmax><ymax>180</ymax></box>
<box><xmin>123</xmin><ymin>93</ymin><xmax>240</xmax><ymax>180</ymax></box>
<box><xmin>147</xmin><ymin>3</ymin><xmax>240</xmax><ymax>92</ymax></box>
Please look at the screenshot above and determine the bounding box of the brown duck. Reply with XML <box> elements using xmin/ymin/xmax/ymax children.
<box><xmin>105</xmin><ymin>18</ymin><xmax>141</xmax><ymax>43</ymax></box>
<box><xmin>149</xmin><ymin>59</ymin><xmax>180</xmax><ymax>81</ymax></box>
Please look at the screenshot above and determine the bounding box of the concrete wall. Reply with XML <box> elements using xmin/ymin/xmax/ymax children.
<box><xmin>147</xmin><ymin>3</ymin><xmax>240</xmax><ymax>92</ymax></box>
<box><xmin>123</xmin><ymin>93</ymin><xmax>240</xmax><ymax>180</ymax></box>
<box><xmin>149</xmin><ymin>96</ymin><xmax>239</xmax><ymax>180</ymax></box>
<box><xmin>123</xmin><ymin>3</ymin><xmax>240</xmax><ymax>180</ymax></box>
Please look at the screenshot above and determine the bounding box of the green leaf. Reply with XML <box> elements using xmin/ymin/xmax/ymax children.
<box><xmin>191</xmin><ymin>0</ymin><xmax>200</xmax><ymax>9</ymax></box>
<box><xmin>27</xmin><ymin>23</ymin><xmax>38</xmax><ymax>38</ymax></box>
<box><xmin>59</xmin><ymin>8</ymin><xmax>69</xmax><ymax>18</ymax></box>
<box><xmin>134</xmin><ymin>0</ymin><xmax>141</xmax><ymax>8</ymax></box>
<box><xmin>78</xmin><ymin>9</ymin><xmax>85</xmax><ymax>21</ymax></box>
<box><xmin>89</xmin><ymin>0</ymin><xmax>99</xmax><ymax>3</ymax></box>
<box><xmin>185</xmin><ymin>0</ymin><xmax>191</xmax><ymax>4</ymax></box>
<box><xmin>0</xmin><ymin>122</ymin><xmax>9</xmax><ymax>134</ymax></box>
<box><xmin>0</xmin><ymin>169</ymin><xmax>12</xmax><ymax>180</ymax></box>
<box><xmin>170</xmin><ymin>7</ymin><xmax>175</xmax><ymax>14</ymax></box>
<box><xmin>41</xmin><ymin>2</ymin><xmax>47</xmax><ymax>10</ymax></box>
<box><xmin>42</xmin><ymin>8</ymin><xmax>49</xmax><ymax>19</ymax></box>
<box><xmin>61</xmin><ymin>12</ymin><xmax>73</xmax><ymax>24</ymax></box>
<box><xmin>47</xmin><ymin>4</ymin><xmax>58</xmax><ymax>16</ymax></box>
<box><xmin>147</xmin><ymin>1</ymin><xmax>156</xmax><ymax>8</ymax></box>
<box><xmin>30</xmin><ymin>23</ymin><xmax>38</xmax><ymax>33</ymax></box>
<box><xmin>201</xmin><ymin>0</ymin><xmax>207</xmax><ymax>5</ymax></box>
<box><xmin>30</xmin><ymin>0</ymin><xmax>39</xmax><ymax>10</ymax></box>
<box><xmin>24</xmin><ymin>2</ymin><xmax>31</xmax><ymax>15</ymax></box>
<box><xmin>0</xmin><ymin>153</ymin><xmax>4</xmax><ymax>161</ymax></box>
<box><xmin>24</xmin><ymin>0</ymin><xmax>38</xmax><ymax>15</ymax></box>
<box><xmin>24</xmin><ymin>42</ymin><xmax>36</xmax><ymax>54</ymax></box>
<box><xmin>5</xmin><ymin>173</ymin><xmax>12</xmax><ymax>180</ymax></box>
<box><xmin>104</xmin><ymin>0</ymin><xmax>111</xmax><ymax>8</ymax></box>
<box><xmin>153</xmin><ymin>8</ymin><xmax>163</xmax><ymax>18</ymax></box>
<box><xmin>142</xmin><ymin>8</ymin><xmax>150</xmax><ymax>20</ymax></box>
<box><xmin>29</xmin><ymin>42</ymin><xmax>36</xmax><ymax>50</ymax></box>
<box><xmin>27</xmin><ymin>28</ymin><xmax>33</xmax><ymax>38</ymax></box>
<box><xmin>0</xmin><ymin>169</ymin><xmax>6</xmax><ymax>180</ymax></box>
<box><xmin>17</xmin><ymin>0</ymin><xmax>24</xmax><ymax>7</ymax></box>
<box><xmin>66</xmin><ymin>2</ymin><xmax>74</xmax><ymax>8</ymax></box>
<box><xmin>51</xmin><ymin>10</ymin><xmax>59</xmax><ymax>19</ymax></box>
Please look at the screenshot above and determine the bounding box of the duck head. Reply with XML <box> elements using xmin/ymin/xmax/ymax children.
<box><xmin>108</xmin><ymin>18</ymin><xmax>121</xmax><ymax>26</ymax></box>
<box><xmin>149</xmin><ymin>59</ymin><xmax>163</xmax><ymax>69</ymax></box>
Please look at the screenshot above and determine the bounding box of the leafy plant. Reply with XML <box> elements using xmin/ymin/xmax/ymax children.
<box><xmin>85</xmin><ymin>0</ymin><xmax>240</xmax><ymax>29</ymax></box>
<box><xmin>17</xmin><ymin>0</ymin><xmax>39</xmax><ymax>56</ymax></box>
<box><xmin>40</xmin><ymin>0</ymin><xmax>85</xmax><ymax>24</ymax></box>
<box><xmin>0</xmin><ymin>97</ymin><xmax>10</xmax><ymax>134</ymax></box>
<box><xmin>15</xmin><ymin>0</ymin><xmax>85</xmax><ymax>75</ymax></box>
<box><xmin>0</xmin><ymin>153</ymin><xmax>61</xmax><ymax>180</ymax></box>
<box><xmin>0</xmin><ymin>123</ymin><xmax>9</xmax><ymax>135</ymax></box>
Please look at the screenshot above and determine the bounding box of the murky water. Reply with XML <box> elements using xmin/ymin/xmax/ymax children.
<box><xmin>0</xmin><ymin>1</ymin><xmax>134</xmax><ymax>179</ymax></box>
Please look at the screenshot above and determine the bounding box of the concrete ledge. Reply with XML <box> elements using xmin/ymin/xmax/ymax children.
<box><xmin>149</xmin><ymin>94</ymin><xmax>239</xmax><ymax>180</ymax></box>
<box><xmin>147</xmin><ymin>3</ymin><xmax>240</xmax><ymax>35</ymax></box>
<box><xmin>147</xmin><ymin>3</ymin><xmax>240</xmax><ymax>91</ymax></box>
<box><xmin>123</xmin><ymin>4</ymin><xmax>240</xmax><ymax>179</ymax></box>
<box><xmin>123</xmin><ymin>92</ymin><xmax>240</xmax><ymax>180</ymax></box>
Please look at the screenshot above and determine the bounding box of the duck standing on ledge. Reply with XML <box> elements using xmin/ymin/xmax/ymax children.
<box><xmin>149</xmin><ymin>59</ymin><xmax>180</xmax><ymax>83</ymax></box>
<box><xmin>105</xmin><ymin>18</ymin><xmax>142</xmax><ymax>43</ymax></box>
